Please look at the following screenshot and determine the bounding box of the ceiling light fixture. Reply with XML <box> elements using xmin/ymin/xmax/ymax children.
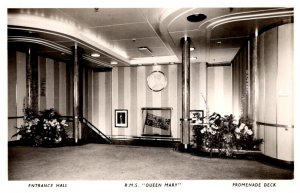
<box><xmin>190</xmin><ymin>47</ymin><xmax>195</xmax><ymax>51</ymax></box>
<box><xmin>187</xmin><ymin>13</ymin><xmax>207</xmax><ymax>22</ymax></box>
<box><xmin>91</xmin><ymin>53</ymin><xmax>100</xmax><ymax>57</ymax></box>
<box><xmin>190</xmin><ymin>57</ymin><xmax>197</xmax><ymax>60</ymax></box>
<box><xmin>138</xmin><ymin>47</ymin><xmax>152</xmax><ymax>56</ymax></box>
<box><xmin>110</xmin><ymin>61</ymin><xmax>118</xmax><ymax>65</ymax></box>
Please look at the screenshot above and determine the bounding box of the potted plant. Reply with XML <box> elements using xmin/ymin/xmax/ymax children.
<box><xmin>12</xmin><ymin>108</ymin><xmax>69</xmax><ymax>147</ymax></box>
<box><xmin>193</xmin><ymin>113</ymin><xmax>263</xmax><ymax>157</ymax></box>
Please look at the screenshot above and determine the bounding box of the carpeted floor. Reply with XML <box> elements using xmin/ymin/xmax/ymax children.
<box><xmin>8</xmin><ymin>143</ymin><xmax>293</xmax><ymax>180</ymax></box>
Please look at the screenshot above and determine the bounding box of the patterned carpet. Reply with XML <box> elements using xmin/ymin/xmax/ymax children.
<box><xmin>8</xmin><ymin>143</ymin><xmax>293</xmax><ymax>180</ymax></box>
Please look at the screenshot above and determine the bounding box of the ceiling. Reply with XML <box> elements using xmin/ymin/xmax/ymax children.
<box><xmin>7</xmin><ymin>7</ymin><xmax>293</xmax><ymax>69</ymax></box>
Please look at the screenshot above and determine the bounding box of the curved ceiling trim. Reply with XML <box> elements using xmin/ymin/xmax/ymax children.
<box><xmin>82</xmin><ymin>54</ymin><xmax>113</xmax><ymax>68</ymax></box>
<box><xmin>8</xmin><ymin>36</ymin><xmax>72</xmax><ymax>55</ymax></box>
<box><xmin>8</xmin><ymin>35</ymin><xmax>113</xmax><ymax>68</ymax></box>
<box><xmin>202</xmin><ymin>8</ymin><xmax>293</xmax><ymax>32</ymax></box>
<box><xmin>8</xmin><ymin>13</ymin><xmax>131</xmax><ymax>65</ymax></box>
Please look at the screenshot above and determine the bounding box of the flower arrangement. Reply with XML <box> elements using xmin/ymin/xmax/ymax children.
<box><xmin>12</xmin><ymin>108</ymin><xmax>69</xmax><ymax>147</ymax></box>
<box><xmin>193</xmin><ymin>113</ymin><xmax>263</xmax><ymax>157</ymax></box>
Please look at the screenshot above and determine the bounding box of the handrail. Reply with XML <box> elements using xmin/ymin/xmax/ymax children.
<box><xmin>256</xmin><ymin>121</ymin><xmax>294</xmax><ymax>129</ymax></box>
<box><xmin>8</xmin><ymin>116</ymin><xmax>73</xmax><ymax>120</ymax></box>
<box><xmin>142</xmin><ymin>107</ymin><xmax>173</xmax><ymax>110</ymax></box>
<box><xmin>81</xmin><ymin>117</ymin><xmax>112</xmax><ymax>144</ymax></box>
<box><xmin>8</xmin><ymin>115</ymin><xmax>112</xmax><ymax>144</ymax></box>
<box><xmin>8</xmin><ymin>116</ymin><xmax>23</xmax><ymax>119</ymax></box>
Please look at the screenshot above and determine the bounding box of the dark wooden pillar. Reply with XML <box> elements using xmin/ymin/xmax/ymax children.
<box><xmin>181</xmin><ymin>37</ymin><xmax>191</xmax><ymax>148</ymax></box>
<box><xmin>72</xmin><ymin>43</ymin><xmax>83</xmax><ymax>143</ymax></box>
<box><xmin>26</xmin><ymin>46</ymin><xmax>38</xmax><ymax>112</ymax></box>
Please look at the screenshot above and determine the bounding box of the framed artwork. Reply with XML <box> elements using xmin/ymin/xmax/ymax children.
<box><xmin>190</xmin><ymin>110</ymin><xmax>204</xmax><ymax>125</ymax></box>
<box><xmin>147</xmin><ymin>71</ymin><xmax>168</xmax><ymax>92</ymax></box>
<box><xmin>115</xmin><ymin>109</ymin><xmax>128</xmax><ymax>128</ymax></box>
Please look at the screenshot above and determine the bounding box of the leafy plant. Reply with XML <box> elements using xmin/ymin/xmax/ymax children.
<box><xmin>12</xmin><ymin>108</ymin><xmax>69</xmax><ymax>147</ymax></box>
<box><xmin>193</xmin><ymin>113</ymin><xmax>263</xmax><ymax>157</ymax></box>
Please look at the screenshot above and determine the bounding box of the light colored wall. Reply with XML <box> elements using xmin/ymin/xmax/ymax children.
<box><xmin>110</xmin><ymin>63</ymin><xmax>207</xmax><ymax>139</ymax></box>
<box><xmin>190</xmin><ymin>62</ymin><xmax>207</xmax><ymax>113</ymax></box>
<box><xmin>111</xmin><ymin>64</ymin><xmax>182</xmax><ymax>138</ymax></box>
<box><xmin>7</xmin><ymin>50</ymin><xmax>72</xmax><ymax>141</ymax></box>
<box><xmin>232</xmin><ymin>43</ymin><xmax>249</xmax><ymax>118</ymax></box>
<box><xmin>82</xmin><ymin>69</ymin><xmax>112</xmax><ymax>136</ymax></box>
<box><xmin>8</xmin><ymin>51</ymin><xmax>26</xmax><ymax>140</ymax></box>
<box><xmin>257</xmin><ymin>23</ymin><xmax>294</xmax><ymax>161</ymax></box>
<box><xmin>207</xmin><ymin>65</ymin><xmax>232</xmax><ymax>116</ymax></box>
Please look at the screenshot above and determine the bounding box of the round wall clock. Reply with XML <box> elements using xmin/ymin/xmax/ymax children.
<box><xmin>147</xmin><ymin>71</ymin><xmax>167</xmax><ymax>92</ymax></box>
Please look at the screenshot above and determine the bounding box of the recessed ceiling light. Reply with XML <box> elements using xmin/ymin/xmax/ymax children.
<box><xmin>110</xmin><ymin>61</ymin><xmax>118</xmax><ymax>65</ymax></box>
<box><xmin>190</xmin><ymin>47</ymin><xmax>195</xmax><ymax>51</ymax></box>
<box><xmin>187</xmin><ymin>13</ymin><xmax>207</xmax><ymax>22</ymax></box>
<box><xmin>91</xmin><ymin>53</ymin><xmax>100</xmax><ymax>57</ymax></box>
<box><xmin>217</xmin><ymin>41</ymin><xmax>222</xmax><ymax>44</ymax></box>
<box><xmin>190</xmin><ymin>57</ymin><xmax>197</xmax><ymax>60</ymax></box>
<box><xmin>138</xmin><ymin>47</ymin><xmax>152</xmax><ymax>56</ymax></box>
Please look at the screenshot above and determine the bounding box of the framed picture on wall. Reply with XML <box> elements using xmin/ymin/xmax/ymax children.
<box><xmin>190</xmin><ymin>110</ymin><xmax>204</xmax><ymax>125</ymax></box>
<box><xmin>115</xmin><ymin>109</ymin><xmax>128</xmax><ymax>128</ymax></box>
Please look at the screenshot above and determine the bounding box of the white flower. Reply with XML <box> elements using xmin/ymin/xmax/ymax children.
<box><xmin>235</xmin><ymin>127</ymin><xmax>241</xmax><ymax>133</ymax></box>
<box><xmin>34</xmin><ymin>118</ymin><xmax>39</xmax><ymax>124</ymax></box>
<box><xmin>232</xmin><ymin>120</ymin><xmax>238</xmax><ymax>125</ymax></box>
<box><xmin>200</xmin><ymin>128</ymin><xmax>205</xmax><ymax>134</ymax></box>
<box><xmin>247</xmin><ymin>129</ymin><xmax>253</xmax><ymax>135</ymax></box>
<box><xmin>211</xmin><ymin>124</ymin><xmax>218</xmax><ymax>130</ymax></box>
<box><xmin>243</xmin><ymin>126</ymin><xmax>249</xmax><ymax>134</ymax></box>
<box><xmin>239</xmin><ymin>123</ymin><xmax>246</xmax><ymax>130</ymax></box>
<box><xmin>61</xmin><ymin>120</ymin><xmax>68</xmax><ymax>126</ymax></box>
<box><xmin>211</xmin><ymin>130</ymin><xmax>216</xmax><ymax>135</ymax></box>
<box><xmin>236</xmin><ymin>134</ymin><xmax>240</xmax><ymax>139</ymax></box>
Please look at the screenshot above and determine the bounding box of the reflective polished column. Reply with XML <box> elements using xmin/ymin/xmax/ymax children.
<box><xmin>72</xmin><ymin>43</ymin><xmax>82</xmax><ymax>143</ymax></box>
<box><xmin>181</xmin><ymin>37</ymin><xmax>191</xmax><ymax>147</ymax></box>
<box><xmin>250</xmin><ymin>32</ymin><xmax>258</xmax><ymax>135</ymax></box>
<box><xmin>26</xmin><ymin>45</ymin><xmax>38</xmax><ymax>112</ymax></box>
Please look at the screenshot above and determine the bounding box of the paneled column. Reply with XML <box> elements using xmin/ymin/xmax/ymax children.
<box><xmin>180</xmin><ymin>37</ymin><xmax>191</xmax><ymax>148</ymax></box>
<box><xmin>72</xmin><ymin>43</ymin><xmax>83</xmax><ymax>143</ymax></box>
<box><xmin>26</xmin><ymin>45</ymin><xmax>39</xmax><ymax>112</ymax></box>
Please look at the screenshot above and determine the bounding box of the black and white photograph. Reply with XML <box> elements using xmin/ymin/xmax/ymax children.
<box><xmin>115</xmin><ymin>109</ymin><xmax>128</xmax><ymax>127</ymax></box>
<box><xmin>190</xmin><ymin>110</ymin><xmax>204</xmax><ymax>125</ymax></box>
<box><xmin>2</xmin><ymin>1</ymin><xmax>299</xmax><ymax>193</ymax></box>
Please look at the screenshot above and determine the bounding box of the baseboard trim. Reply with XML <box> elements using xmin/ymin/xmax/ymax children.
<box><xmin>257</xmin><ymin>154</ymin><xmax>294</xmax><ymax>170</ymax></box>
<box><xmin>111</xmin><ymin>139</ymin><xmax>180</xmax><ymax>148</ymax></box>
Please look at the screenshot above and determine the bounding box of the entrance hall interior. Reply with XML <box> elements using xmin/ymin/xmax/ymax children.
<box><xmin>6</xmin><ymin>7</ymin><xmax>295</xmax><ymax>181</ymax></box>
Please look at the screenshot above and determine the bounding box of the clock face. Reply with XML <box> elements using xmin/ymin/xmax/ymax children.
<box><xmin>147</xmin><ymin>71</ymin><xmax>167</xmax><ymax>92</ymax></box>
